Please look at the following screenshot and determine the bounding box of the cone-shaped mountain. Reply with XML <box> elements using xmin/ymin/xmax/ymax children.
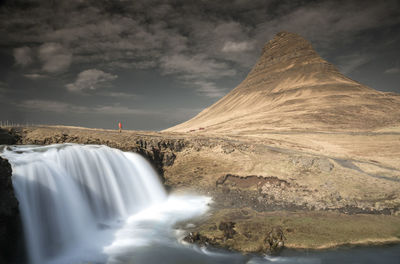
<box><xmin>166</xmin><ymin>32</ymin><xmax>400</xmax><ymax>133</ymax></box>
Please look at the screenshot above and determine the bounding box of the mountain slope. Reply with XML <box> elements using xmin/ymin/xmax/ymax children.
<box><xmin>166</xmin><ymin>32</ymin><xmax>400</xmax><ymax>133</ymax></box>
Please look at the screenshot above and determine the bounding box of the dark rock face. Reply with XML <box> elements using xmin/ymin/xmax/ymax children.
<box><xmin>0</xmin><ymin>128</ymin><xmax>16</xmax><ymax>145</ymax></box>
<box><xmin>132</xmin><ymin>139</ymin><xmax>181</xmax><ymax>183</ymax></box>
<box><xmin>218</xmin><ymin>221</ymin><xmax>237</xmax><ymax>239</ymax></box>
<box><xmin>0</xmin><ymin>157</ymin><xmax>24</xmax><ymax>263</ymax></box>
<box><xmin>183</xmin><ymin>231</ymin><xmax>214</xmax><ymax>246</ymax></box>
<box><xmin>264</xmin><ymin>226</ymin><xmax>285</xmax><ymax>253</ymax></box>
<box><xmin>14</xmin><ymin>127</ymin><xmax>186</xmax><ymax>183</ymax></box>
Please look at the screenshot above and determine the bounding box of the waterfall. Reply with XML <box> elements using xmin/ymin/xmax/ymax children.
<box><xmin>4</xmin><ymin>144</ymin><xmax>397</xmax><ymax>264</ymax></box>
<box><xmin>1</xmin><ymin>144</ymin><xmax>168</xmax><ymax>264</ymax></box>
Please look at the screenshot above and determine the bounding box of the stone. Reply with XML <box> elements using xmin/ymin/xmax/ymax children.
<box><xmin>218</xmin><ymin>221</ymin><xmax>236</xmax><ymax>239</ymax></box>
<box><xmin>315</xmin><ymin>158</ymin><xmax>334</xmax><ymax>172</ymax></box>
<box><xmin>183</xmin><ymin>232</ymin><xmax>212</xmax><ymax>246</ymax></box>
<box><xmin>264</xmin><ymin>226</ymin><xmax>285</xmax><ymax>253</ymax></box>
<box><xmin>222</xmin><ymin>145</ymin><xmax>235</xmax><ymax>154</ymax></box>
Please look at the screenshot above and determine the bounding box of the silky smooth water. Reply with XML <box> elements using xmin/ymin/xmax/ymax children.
<box><xmin>1</xmin><ymin>144</ymin><xmax>399</xmax><ymax>264</ymax></box>
<box><xmin>2</xmin><ymin>144</ymin><xmax>170</xmax><ymax>264</ymax></box>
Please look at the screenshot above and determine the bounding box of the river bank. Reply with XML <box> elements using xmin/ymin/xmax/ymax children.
<box><xmin>1</xmin><ymin>125</ymin><xmax>400</xmax><ymax>255</ymax></box>
<box><xmin>178</xmin><ymin>204</ymin><xmax>400</xmax><ymax>253</ymax></box>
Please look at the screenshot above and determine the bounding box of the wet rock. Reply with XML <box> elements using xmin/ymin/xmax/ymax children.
<box><xmin>0</xmin><ymin>157</ymin><xmax>25</xmax><ymax>263</ymax></box>
<box><xmin>218</xmin><ymin>221</ymin><xmax>236</xmax><ymax>239</ymax></box>
<box><xmin>0</xmin><ymin>128</ymin><xmax>15</xmax><ymax>144</ymax></box>
<box><xmin>264</xmin><ymin>226</ymin><xmax>285</xmax><ymax>253</ymax></box>
<box><xmin>183</xmin><ymin>232</ymin><xmax>212</xmax><ymax>246</ymax></box>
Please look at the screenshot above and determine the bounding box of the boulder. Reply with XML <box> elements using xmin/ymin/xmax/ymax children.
<box><xmin>183</xmin><ymin>232</ymin><xmax>213</xmax><ymax>246</ymax></box>
<box><xmin>218</xmin><ymin>221</ymin><xmax>236</xmax><ymax>239</ymax></box>
<box><xmin>264</xmin><ymin>226</ymin><xmax>285</xmax><ymax>253</ymax></box>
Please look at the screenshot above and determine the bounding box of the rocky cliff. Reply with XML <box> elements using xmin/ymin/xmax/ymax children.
<box><xmin>0</xmin><ymin>128</ymin><xmax>15</xmax><ymax>145</ymax></box>
<box><xmin>11</xmin><ymin>126</ymin><xmax>186</xmax><ymax>182</ymax></box>
<box><xmin>0</xmin><ymin>157</ymin><xmax>24</xmax><ymax>263</ymax></box>
<box><xmin>10</xmin><ymin>126</ymin><xmax>400</xmax><ymax>215</ymax></box>
<box><xmin>166</xmin><ymin>32</ymin><xmax>400</xmax><ymax>133</ymax></box>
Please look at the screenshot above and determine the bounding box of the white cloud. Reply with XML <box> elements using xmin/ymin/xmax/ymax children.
<box><xmin>108</xmin><ymin>60</ymin><xmax>158</xmax><ymax>70</ymax></box>
<box><xmin>92</xmin><ymin>105</ymin><xmax>147</xmax><ymax>115</ymax></box>
<box><xmin>160</xmin><ymin>54</ymin><xmax>236</xmax><ymax>79</ymax></box>
<box><xmin>384</xmin><ymin>67</ymin><xmax>400</xmax><ymax>74</ymax></box>
<box><xmin>24</xmin><ymin>73</ymin><xmax>47</xmax><ymax>80</ymax></box>
<box><xmin>160</xmin><ymin>53</ymin><xmax>234</xmax><ymax>98</ymax></box>
<box><xmin>222</xmin><ymin>41</ymin><xmax>254</xmax><ymax>53</ymax></box>
<box><xmin>3</xmin><ymin>0</ymin><xmax>400</xmax><ymax>104</ymax></box>
<box><xmin>100</xmin><ymin>92</ymin><xmax>137</xmax><ymax>99</ymax></box>
<box><xmin>13</xmin><ymin>46</ymin><xmax>33</xmax><ymax>66</ymax></box>
<box><xmin>253</xmin><ymin>1</ymin><xmax>400</xmax><ymax>51</ymax></box>
<box><xmin>38</xmin><ymin>43</ymin><xmax>72</xmax><ymax>73</ymax></box>
<box><xmin>66</xmin><ymin>69</ymin><xmax>117</xmax><ymax>92</ymax></box>
<box><xmin>336</xmin><ymin>53</ymin><xmax>371</xmax><ymax>74</ymax></box>
<box><xmin>19</xmin><ymin>99</ymin><xmax>153</xmax><ymax>116</ymax></box>
<box><xmin>187</xmin><ymin>19</ymin><xmax>256</xmax><ymax>67</ymax></box>
<box><xmin>20</xmin><ymin>100</ymin><xmax>79</xmax><ymax>113</ymax></box>
<box><xmin>193</xmin><ymin>81</ymin><xmax>226</xmax><ymax>98</ymax></box>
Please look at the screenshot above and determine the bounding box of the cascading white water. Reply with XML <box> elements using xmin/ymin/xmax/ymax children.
<box><xmin>3</xmin><ymin>144</ymin><xmax>400</xmax><ymax>264</ymax></box>
<box><xmin>1</xmin><ymin>144</ymin><xmax>168</xmax><ymax>264</ymax></box>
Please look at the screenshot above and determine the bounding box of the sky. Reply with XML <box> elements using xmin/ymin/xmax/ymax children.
<box><xmin>0</xmin><ymin>0</ymin><xmax>399</xmax><ymax>131</ymax></box>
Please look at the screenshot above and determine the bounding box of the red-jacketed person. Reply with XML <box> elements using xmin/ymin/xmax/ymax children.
<box><xmin>118</xmin><ymin>122</ymin><xmax>122</xmax><ymax>133</ymax></box>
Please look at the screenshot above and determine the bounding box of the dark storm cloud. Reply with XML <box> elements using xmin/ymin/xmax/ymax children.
<box><xmin>13</xmin><ymin>46</ymin><xmax>33</xmax><ymax>66</ymax></box>
<box><xmin>0</xmin><ymin>0</ymin><xmax>399</xmax><ymax>129</ymax></box>
<box><xmin>0</xmin><ymin>81</ymin><xmax>7</xmax><ymax>96</ymax></box>
<box><xmin>385</xmin><ymin>68</ymin><xmax>400</xmax><ymax>74</ymax></box>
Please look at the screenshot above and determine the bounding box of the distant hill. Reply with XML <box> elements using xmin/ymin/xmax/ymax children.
<box><xmin>166</xmin><ymin>32</ymin><xmax>400</xmax><ymax>133</ymax></box>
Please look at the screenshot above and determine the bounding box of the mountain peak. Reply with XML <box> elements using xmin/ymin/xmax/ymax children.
<box><xmin>263</xmin><ymin>31</ymin><xmax>313</xmax><ymax>53</ymax></box>
<box><xmin>166</xmin><ymin>32</ymin><xmax>400</xmax><ymax>133</ymax></box>
<box><xmin>262</xmin><ymin>31</ymin><xmax>319</xmax><ymax>62</ymax></box>
<box><xmin>245</xmin><ymin>31</ymin><xmax>337</xmax><ymax>93</ymax></box>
